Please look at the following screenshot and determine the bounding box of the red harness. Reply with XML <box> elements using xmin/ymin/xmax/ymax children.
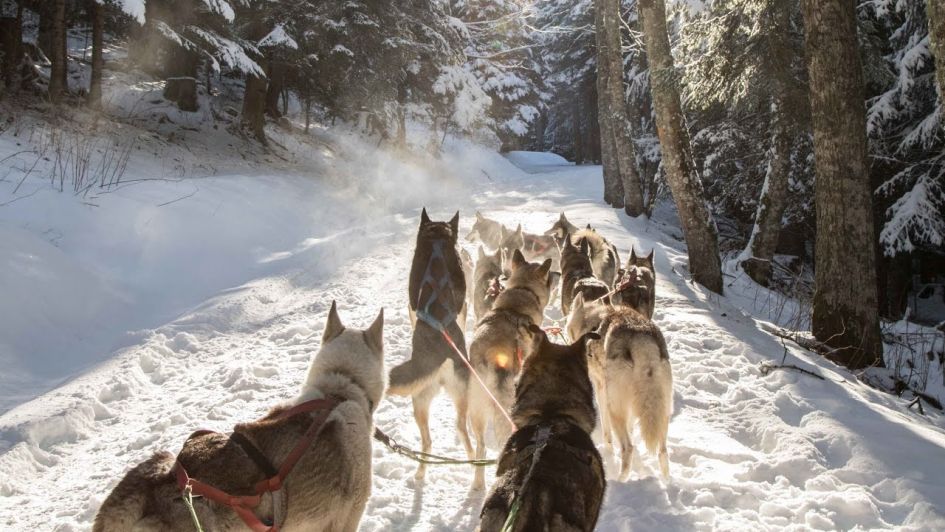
<box><xmin>173</xmin><ymin>396</ymin><xmax>341</xmax><ymax>532</ymax></box>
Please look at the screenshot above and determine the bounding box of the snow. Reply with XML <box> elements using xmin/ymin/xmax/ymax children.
<box><xmin>503</xmin><ymin>150</ymin><xmax>572</xmax><ymax>169</ymax></box>
<box><xmin>258</xmin><ymin>24</ymin><xmax>299</xmax><ymax>50</ymax></box>
<box><xmin>2</xmin><ymin>133</ymin><xmax>945</xmax><ymax>530</ymax></box>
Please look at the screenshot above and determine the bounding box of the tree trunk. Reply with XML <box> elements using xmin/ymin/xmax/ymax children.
<box><xmin>801</xmin><ymin>0</ymin><xmax>883</xmax><ymax>369</ymax></box>
<box><xmin>265</xmin><ymin>60</ymin><xmax>283</xmax><ymax>118</ymax></box>
<box><xmin>929</xmin><ymin>0</ymin><xmax>945</xmax><ymax>116</ymax></box>
<box><xmin>242</xmin><ymin>74</ymin><xmax>268</xmax><ymax>144</ymax></box>
<box><xmin>594</xmin><ymin>0</ymin><xmax>625</xmax><ymax>207</ymax></box>
<box><xmin>88</xmin><ymin>0</ymin><xmax>104</xmax><ymax>109</ymax></box>
<box><xmin>573</xmin><ymin>98</ymin><xmax>584</xmax><ymax>164</ymax></box>
<box><xmin>638</xmin><ymin>0</ymin><xmax>723</xmax><ymax>294</ymax></box>
<box><xmin>48</xmin><ymin>0</ymin><xmax>66</xmax><ymax>103</ymax></box>
<box><xmin>741</xmin><ymin>92</ymin><xmax>792</xmax><ymax>286</ymax></box>
<box><xmin>599</xmin><ymin>0</ymin><xmax>645</xmax><ymax>216</ymax></box>
<box><xmin>1</xmin><ymin>3</ymin><xmax>23</xmax><ymax>95</ymax></box>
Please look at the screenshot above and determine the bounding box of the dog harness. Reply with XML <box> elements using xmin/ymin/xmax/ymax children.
<box><xmin>173</xmin><ymin>396</ymin><xmax>341</xmax><ymax>532</ymax></box>
<box><xmin>415</xmin><ymin>239</ymin><xmax>459</xmax><ymax>332</ymax></box>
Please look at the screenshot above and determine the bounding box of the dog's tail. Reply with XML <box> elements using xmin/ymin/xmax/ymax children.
<box><xmin>631</xmin><ymin>335</ymin><xmax>672</xmax><ymax>454</ymax></box>
<box><xmin>93</xmin><ymin>451</ymin><xmax>174</xmax><ymax>532</ymax></box>
<box><xmin>608</xmin><ymin>335</ymin><xmax>673</xmax><ymax>454</ymax></box>
<box><xmin>388</xmin><ymin>321</ymin><xmax>464</xmax><ymax>396</ymax></box>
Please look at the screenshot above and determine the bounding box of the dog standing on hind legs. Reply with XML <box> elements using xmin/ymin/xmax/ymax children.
<box><xmin>468</xmin><ymin>249</ymin><xmax>558</xmax><ymax>491</ymax></box>
<box><xmin>388</xmin><ymin>208</ymin><xmax>474</xmax><ymax>481</ymax></box>
<box><xmin>93</xmin><ymin>301</ymin><xmax>386</xmax><ymax>532</ymax></box>
<box><xmin>479</xmin><ymin>326</ymin><xmax>605</xmax><ymax>532</ymax></box>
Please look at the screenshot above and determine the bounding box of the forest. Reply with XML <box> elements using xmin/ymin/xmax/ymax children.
<box><xmin>1</xmin><ymin>0</ymin><xmax>945</xmax><ymax>530</ymax></box>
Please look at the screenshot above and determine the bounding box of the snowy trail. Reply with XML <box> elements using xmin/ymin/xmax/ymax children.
<box><xmin>2</xmin><ymin>151</ymin><xmax>945</xmax><ymax>531</ymax></box>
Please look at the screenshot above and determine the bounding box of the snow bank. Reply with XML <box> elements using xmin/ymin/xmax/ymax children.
<box><xmin>504</xmin><ymin>150</ymin><xmax>572</xmax><ymax>169</ymax></box>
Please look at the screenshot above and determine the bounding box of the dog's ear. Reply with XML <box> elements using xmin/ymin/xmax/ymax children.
<box><xmin>499</xmin><ymin>225</ymin><xmax>507</xmax><ymax>240</ymax></box>
<box><xmin>586</xmin><ymin>223</ymin><xmax>592</xmax><ymax>230</ymax></box>
<box><xmin>515</xmin><ymin>224</ymin><xmax>523</xmax><ymax>237</ymax></box>
<box><xmin>323</xmin><ymin>300</ymin><xmax>345</xmax><ymax>343</ymax></box>
<box><xmin>476</xmin><ymin>211</ymin><xmax>484</xmax><ymax>222</ymax></box>
<box><xmin>510</xmin><ymin>248</ymin><xmax>527</xmax><ymax>269</ymax></box>
<box><xmin>562</xmin><ymin>232</ymin><xmax>573</xmax><ymax>251</ymax></box>
<box><xmin>629</xmin><ymin>247</ymin><xmax>637</xmax><ymax>264</ymax></box>
<box><xmin>477</xmin><ymin>245</ymin><xmax>486</xmax><ymax>261</ymax></box>
<box><xmin>420</xmin><ymin>207</ymin><xmax>431</xmax><ymax>226</ymax></box>
<box><xmin>560</xmin><ymin>212</ymin><xmax>568</xmax><ymax>223</ymax></box>
<box><xmin>499</xmin><ymin>247</ymin><xmax>507</xmax><ymax>266</ymax></box>
<box><xmin>538</xmin><ymin>258</ymin><xmax>552</xmax><ymax>277</ymax></box>
<box><xmin>449</xmin><ymin>211</ymin><xmax>460</xmax><ymax>240</ymax></box>
<box><xmin>579</xmin><ymin>237</ymin><xmax>590</xmax><ymax>256</ymax></box>
<box><xmin>646</xmin><ymin>249</ymin><xmax>655</xmax><ymax>268</ymax></box>
<box><xmin>363</xmin><ymin>308</ymin><xmax>384</xmax><ymax>355</ymax></box>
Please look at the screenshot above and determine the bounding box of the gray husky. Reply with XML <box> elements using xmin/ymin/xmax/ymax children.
<box><xmin>612</xmin><ymin>248</ymin><xmax>656</xmax><ymax>319</ymax></box>
<box><xmin>473</xmin><ymin>246</ymin><xmax>506</xmax><ymax>321</ymax></box>
<box><xmin>479</xmin><ymin>326</ymin><xmax>605</xmax><ymax>532</ymax></box>
<box><xmin>559</xmin><ymin>233</ymin><xmax>610</xmax><ymax>317</ymax></box>
<box><xmin>588</xmin><ymin>307</ymin><xmax>672</xmax><ymax>480</ymax></box>
<box><xmin>467</xmin><ymin>211</ymin><xmax>559</xmax><ymax>269</ymax></box>
<box><xmin>468</xmin><ymin>249</ymin><xmax>558</xmax><ymax>490</ymax></box>
<box><xmin>388</xmin><ymin>208</ymin><xmax>473</xmax><ymax>481</ymax></box>
<box><xmin>93</xmin><ymin>301</ymin><xmax>385</xmax><ymax>532</ymax></box>
<box><xmin>546</xmin><ymin>213</ymin><xmax>620</xmax><ymax>287</ymax></box>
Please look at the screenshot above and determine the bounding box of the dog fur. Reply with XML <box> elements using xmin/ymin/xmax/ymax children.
<box><xmin>389</xmin><ymin>208</ymin><xmax>473</xmax><ymax>481</ymax></box>
<box><xmin>467</xmin><ymin>211</ymin><xmax>559</xmax><ymax>270</ymax></box>
<box><xmin>468</xmin><ymin>249</ymin><xmax>557</xmax><ymax>490</ymax></box>
<box><xmin>473</xmin><ymin>246</ymin><xmax>506</xmax><ymax>322</ymax></box>
<box><xmin>612</xmin><ymin>248</ymin><xmax>656</xmax><ymax>319</ymax></box>
<box><xmin>479</xmin><ymin>327</ymin><xmax>605</xmax><ymax>532</ymax></box>
<box><xmin>466</xmin><ymin>211</ymin><xmax>506</xmax><ymax>250</ymax></box>
<box><xmin>559</xmin><ymin>233</ymin><xmax>610</xmax><ymax>317</ymax></box>
<box><xmin>93</xmin><ymin>302</ymin><xmax>386</xmax><ymax>532</ymax></box>
<box><xmin>589</xmin><ymin>307</ymin><xmax>672</xmax><ymax>480</ymax></box>
<box><xmin>546</xmin><ymin>213</ymin><xmax>619</xmax><ymax>287</ymax></box>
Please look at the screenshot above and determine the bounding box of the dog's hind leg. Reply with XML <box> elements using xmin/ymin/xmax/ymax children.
<box><xmin>469</xmin><ymin>394</ymin><xmax>489</xmax><ymax>490</ymax></box>
<box><xmin>411</xmin><ymin>382</ymin><xmax>438</xmax><ymax>481</ymax></box>
<box><xmin>659</xmin><ymin>441</ymin><xmax>670</xmax><ymax>479</ymax></box>
<box><xmin>608</xmin><ymin>402</ymin><xmax>634</xmax><ymax>481</ymax></box>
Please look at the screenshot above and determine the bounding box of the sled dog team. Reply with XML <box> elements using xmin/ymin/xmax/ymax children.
<box><xmin>94</xmin><ymin>210</ymin><xmax>673</xmax><ymax>532</ymax></box>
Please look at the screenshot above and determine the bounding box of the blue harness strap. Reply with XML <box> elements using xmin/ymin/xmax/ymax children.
<box><xmin>415</xmin><ymin>239</ymin><xmax>459</xmax><ymax>332</ymax></box>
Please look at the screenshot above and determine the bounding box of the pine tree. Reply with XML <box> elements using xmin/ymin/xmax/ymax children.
<box><xmin>638</xmin><ymin>0</ymin><xmax>724</xmax><ymax>294</ymax></box>
<box><xmin>88</xmin><ymin>0</ymin><xmax>104</xmax><ymax>109</ymax></box>
<box><xmin>929</xmin><ymin>0</ymin><xmax>945</xmax><ymax>109</ymax></box>
<box><xmin>48</xmin><ymin>0</ymin><xmax>66</xmax><ymax>103</ymax></box>
<box><xmin>801</xmin><ymin>0</ymin><xmax>883</xmax><ymax>369</ymax></box>
<box><xmin>597</xmin><ymin>0</ymin><xmax>649</xmax><ymax>213</ymax></box>
<box><xmin>681</xmin><ymin>0</ymin><xmax>810</xmax><ymax>286</ymax></box>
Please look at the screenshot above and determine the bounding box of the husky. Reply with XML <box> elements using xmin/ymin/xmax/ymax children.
<box><xmin>559</xmin><ymin>233</ymin><xmax>610</xmax><ymax>317</ymax></box>
<box><xmin>565</xmin><ymin>293</ymin><xmax>609</xmax><ymax>348</ymax></box>
<box><xmin>473</xmin><ymin>246</ymin><xmax>506</xmax><ymax>322</ymax></box>
<box><xmin>468</xmin><ymin>249</ymin><xmax>558</xmax><ymax>490</ymax></box>
<box><xmin>544</xmin><ymin>212</ymin><xmax>581</xmax><ymax>241</ymax></box>
<box><xmin>467</xmin><ymin>211</ymin><xmax>560</xmax><ymax>270</ymax></box>
<box><xmin>407</xmin><ymin>209</ymin><xmax>468</xmax><ymax>331</ymax></box>
<box><xmin>467</xmin><ymin>211</ymin><xmax>506</xmax><ymax>250</ymax></box>
<box><xmin>93</xmin><ymin>302</ymin><xmax>385</xmax><ymax>532</ymax></box>
<box><xmin>479</xmin><ymin>326</ymin><xmax>605</xmax><ymax>532</ymax></box>
<box><xmin>590</xmin><ymin>307</ymin><xmax>672</xmax><ymax>480</ymax></box>
<box><xmin>389</xmin><ymin>208</ymin><xmax>473</xmax><ymax>481</ymax></box>
<box><xmin>612</xmin><ymin>248</ymin><xmax>656</xmax><ymax>319</ymax></box>
<box><xmin>546</xmin><ymin>213</ymin><xmax>620</xmax><ymax>287</ymax></box>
